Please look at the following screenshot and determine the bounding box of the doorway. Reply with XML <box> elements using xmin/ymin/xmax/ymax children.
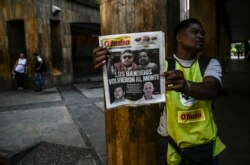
<box><xmin>7</xmin><ymin>20</ymin><xmax>26</xmax><ymax>88</ymax></box>
<box><xmin>50</xmin><ymin>20</ymin><xmax>63</xmax><ymax>76</ymax></box>
<box><xmin>71</xmin><ymin>23</ymin><xmax>100</xmax><ymax>81</ymax></box>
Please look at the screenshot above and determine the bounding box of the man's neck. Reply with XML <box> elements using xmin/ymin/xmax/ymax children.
<box><xmin>176</xmin><ymin>48</ymin><xmax>199</xmax><ymax>60</ymax></box>
<box><xmin>176</xmin><ymin>52</ymin><xmax>196</xmax><ymax>60</ymax></box>
<box><xmin>117</xmin><ymin>97</ymin><xmax>125</xmax><ymax>102</ymax></box>
<box><xmin>144</xmin><ymin>95</ymin><xmax>152</xmax><ymax>100</ymax></box>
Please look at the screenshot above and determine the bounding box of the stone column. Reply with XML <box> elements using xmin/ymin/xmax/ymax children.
<box><xmin>100</xmin><ymin>0</ymin><xmax>167</xmax><ymax>164</ymax></box>
<box><xmin>0</xmin><ymin>3</ymin><xmax>10</xmax><ymax>88</ymax></box>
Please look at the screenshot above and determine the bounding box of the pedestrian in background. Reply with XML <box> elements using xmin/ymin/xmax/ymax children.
<box><xmin>33</xmin><ymin>53</ymin><xmax>44</xmax><ymax>92</ymax></box>
<box><xmin>12</xmin><ymin>52</ymin><xmax>28</xmax><ymax>91</ymax></box>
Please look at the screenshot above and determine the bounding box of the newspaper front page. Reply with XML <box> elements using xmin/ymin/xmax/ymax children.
<box><xmin>99</xmin><ymin>31</ymin><xmax>166</xmax><ymax>109</ymax></box>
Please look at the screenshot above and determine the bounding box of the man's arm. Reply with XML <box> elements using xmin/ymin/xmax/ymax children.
<box><xmin>185</xmin><ymin>76</ymin><xmax>221</xmax><ymax>99</ymax></box>
<box><xmin>12</xmin><ymin>60</ymin><xmax>18</xmax><ymax>74</ymax></box>
<box><xmin>162</xmin><ymin>70</ymin><xmax>221</xmax><ymax>100</ymax></box>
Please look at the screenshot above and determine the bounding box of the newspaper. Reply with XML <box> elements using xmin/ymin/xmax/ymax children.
<box><xmin>99</xmin><ymin>31</ymin><xmax>166</xmax><ymax>109</ymax></box>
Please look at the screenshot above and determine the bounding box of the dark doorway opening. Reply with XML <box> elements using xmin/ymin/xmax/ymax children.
<box><xmin>7</xmin><ymin>20</ymin><xmax>26</xmax><ymax>88</ymax></box>
<box><xmin>50</xmin><ymin>20</ymin><xmax>63</xmax><ymax>76</ymax></box>
<box><xmin>71</xmin><ymin>23</ymin><xmax>100</xmax><ymax>82</ymax></box>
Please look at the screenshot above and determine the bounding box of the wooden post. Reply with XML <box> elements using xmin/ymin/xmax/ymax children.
<box><xmin>189</xmin><ymin>0</ymin><xmax>217</xmax><ymax>58</ymax></box>
<box><xmin>100</xmin><ymin>0</ymin><xmax>167</xmax><ymax>164</ymax></box>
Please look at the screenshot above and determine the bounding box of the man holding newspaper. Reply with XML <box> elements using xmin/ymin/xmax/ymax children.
<box><xmin>93</xmin><ymin>18</ymin><xmax>225</xmax><ymax>165</ymax></box>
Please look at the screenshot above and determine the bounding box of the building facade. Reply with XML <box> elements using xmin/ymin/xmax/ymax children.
<box><xmin>0</xmin><ymin>0</ymin><xmax>232</xmax><ymax>90</ymax></box>
<box><xmin>0</xmin><ymin>0</ymin><xmax>100</xmax><ymax>90</ymax></box>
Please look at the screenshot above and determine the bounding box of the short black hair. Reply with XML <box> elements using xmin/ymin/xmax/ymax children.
<box><xmin>174</xmin><ymin>18</ymin><xmax>202</xmax><ymax>37</ymax></box>
<box><xmin>140</xmin><ymin>49</ymin><xmax>149</xmax><ymax>55</ymax></box>
<box><xmin>113</xmin><ymin>85</ymin><xmax>125</xmax><ymax>92</ymax></box>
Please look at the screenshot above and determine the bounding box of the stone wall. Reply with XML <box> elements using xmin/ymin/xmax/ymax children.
<box><xmin>0</xmin><ymin>2</ymin><xmax>9</xmax><ymax>88</ymax></box>
<box><xmin>0</xmin><ymin>0</ymin><xmax>39</xmax><ymax>89</ymax></box>
<box><xmin>0</xmin><ymin>0</ymin><xmax>100</xmax><ymax>90</ymax></box>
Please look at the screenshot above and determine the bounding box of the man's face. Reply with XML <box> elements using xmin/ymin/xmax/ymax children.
<box><xmin>143</xmin><ymin>83</ymin><xmax>154</xmax><ymax>98</ymax></box>
<box><xmin>139</xmin><ymin>52</ymin><xmax>150</xmax><ymax>66</ymax></box>
<box><xmin>177</xmin><ymin>23</ymin><xmax>205</xmax><ymax>52</ymax></box>
<box><xmin>19</xmin><ymin>53</ymin><xmax>24</xmax><ymax>58</ymax></box>
<box><xmin>121</xmin><ymin>52</ymin><xmax>134</xmax><ymax>66</ymax></box>
<box><xmin>114</xmin><ymin>87</ymin><xmax>125</xmax><ymax>100</ymax></box>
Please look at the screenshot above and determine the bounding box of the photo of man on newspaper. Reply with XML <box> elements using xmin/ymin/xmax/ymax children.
<box><xmin>111</xmin><ymin>85</ymin><xmax>131</xmax><ymax>104</ymax></box>
<box><xmin>108</xmin><ymin>49</ymin><xmax>138</xmax><ymax>75</ymax></box>
<box><xmin>138</xmin><ymin>49</ymin><xmax>158</xmax><ymax>72</ymax></box>
<box><xmin>100</xmin><ymin>31</ymin><xmax>165</xmax><ymax>109</ymax></box>
<box><xmin>138</xmin><ymin>81</ymin><xmax>161</xmax><ymax>101</ymax></box>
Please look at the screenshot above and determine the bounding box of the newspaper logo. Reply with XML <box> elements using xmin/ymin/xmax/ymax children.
<box><xmin>101</xmin><ymin>36</ymin><xmax>131</xmax><ymax>49</ymax></box>
<box><xmin>178</xmin><ymin>108</ymin><xmax>205</xmax><ymax>123</ymax></box>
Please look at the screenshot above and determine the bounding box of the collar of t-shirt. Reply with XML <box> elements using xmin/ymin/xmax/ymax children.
<box><xmin>173</xmin><ymin>54</ymin><xmax>196</xmax><ymax>68</ymax></box>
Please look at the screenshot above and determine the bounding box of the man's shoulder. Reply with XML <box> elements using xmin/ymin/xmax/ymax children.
<box><xmin>204</xmin><ymin>58</ymin><xmax>222</xmax><ymax>85</ymax></box>
<box><xmin>112</xmin><ymin>98</ymin><xmax>131</xmax><ymax>104</ymax></box>
<box><xmin>147</xmin><ymin>62</ymin><xmax>158</xmax><ymax>69</ymax></box>
<box><xmin>138</xmin><ymin>62</ymin><xmax>157</xmax><ymax>70</ymax></box>
<box><xmin>125</xmin><ymin>98</ymin><xmax>131</xmax><ymax>102</ymax></box>
<box><xmin>152</xmin><ymin>94</ymin><xmax>162</xmax><ymax>99</ymax></box>
<box><xmin>138</xmin><ymin>96</ymin><xmax>145</xmax><ymax>101</ymax></box>
<box><xmin>137</xmin><ymin>94</ymin><xmax>161</xmax><ymax>101</ymax></box>
<box><xmin>114</xmin><ymin>62</ymin><xmax>123</xmax><ymax>67</ymax></box>
<box><xmin>148</xmin><ymin>62</ymin><xmax>157</xmax><ymax>66</ymax></box>
<box><xmin>37</xmin><ymin>56</ymin><xmax>43</xmax><ymax>62</ymax></box>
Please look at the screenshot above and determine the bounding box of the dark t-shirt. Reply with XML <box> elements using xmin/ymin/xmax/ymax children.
<box><xmin>35</xmin><ymin>56</ymin><xmax>43</xmax><ymax>73</ymax></box>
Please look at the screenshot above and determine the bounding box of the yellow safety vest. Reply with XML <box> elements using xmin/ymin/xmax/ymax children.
<box><xmin>165</xmin><ymin>58</ymin><xmax>226</xmax><ymax>165</ymax></box>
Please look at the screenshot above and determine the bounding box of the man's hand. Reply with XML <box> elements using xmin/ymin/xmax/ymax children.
<box><xmin>162</xmin><ymin>70</ymin><xmax>222</xmax><ymax>100</ymax></box>
<box><xmin>162</xmin><ymin>70</ymin><xmax>188</xmax><ymax>93</ymax></box>
<box><xmin>93</xmin><ymin>47</ymin><xmax>109</xmax><ymax>69</ymax></box>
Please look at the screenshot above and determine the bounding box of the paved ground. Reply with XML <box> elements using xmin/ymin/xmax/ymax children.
<box><xmin>0</xmin><ymin>82</ymin><xmax>106</xmax><ymax>165</ymax></box>
<box><xmin>214</xmin><ymin>59</ymin><xmax>250</xmax><ymax>165</ymax></box>
<box><xmin>0</xmin><ymin>58</ymin><xmax>250</xmax><ymax>165</ymax></box>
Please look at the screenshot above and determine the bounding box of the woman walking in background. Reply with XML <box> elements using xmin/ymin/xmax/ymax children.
<box><xmin>12</xmin><ymin>52</ymin><xmax>28</xmax><ymax>91</ymax></box>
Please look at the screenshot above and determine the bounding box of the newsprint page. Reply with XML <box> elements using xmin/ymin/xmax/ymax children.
<box><xmin>99</xmin><ymin>31</ymin><xmax>166</xmax><ymax>109</ymax></box>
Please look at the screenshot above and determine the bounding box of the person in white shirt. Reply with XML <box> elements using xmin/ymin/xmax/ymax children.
<box><xmin>12</xmin><ymin>53</ymin><xmax>28</xmax><ymax>91</ymax></box>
